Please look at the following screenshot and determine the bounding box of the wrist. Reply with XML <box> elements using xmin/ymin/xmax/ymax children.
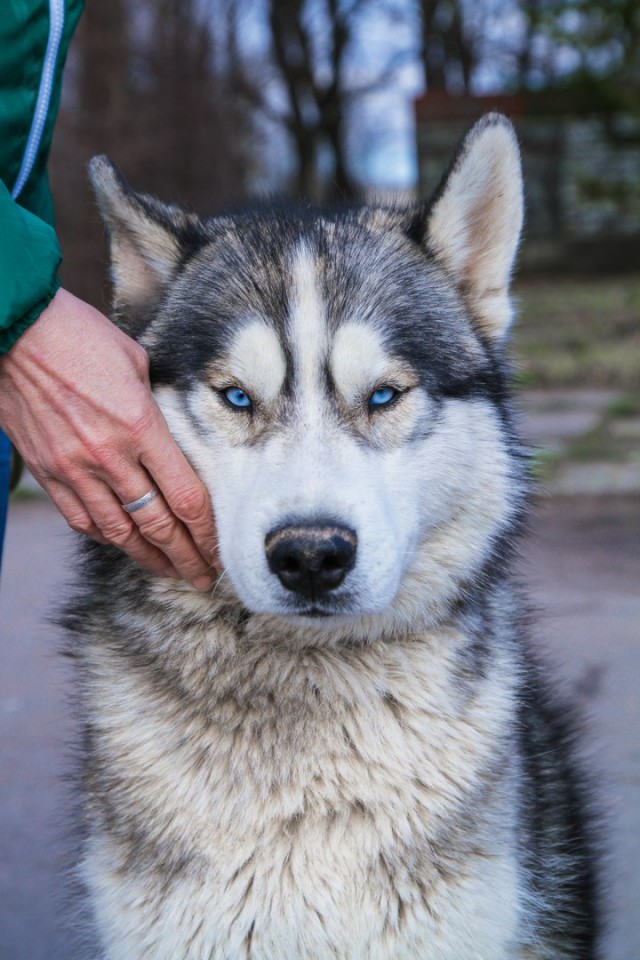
<box><xmin>0</xmin><ymin>275</ymin><xmax>62</xmax><ymax>358</ymax></box>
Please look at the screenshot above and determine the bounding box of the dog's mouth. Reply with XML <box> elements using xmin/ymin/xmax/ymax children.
<box><xmin>285</xmin><ymin>604</ymin><xmax>337</xmax><ymax>620</ymax></box>
<box><xmin>282</xmin><ymin>599</ymin><xmax>355</xmax><ymax>620</ymax></box>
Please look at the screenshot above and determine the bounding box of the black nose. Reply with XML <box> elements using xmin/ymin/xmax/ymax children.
<box><xmin>265</xmin><ymin>524</ymin><xmax>357</xmax><ymax>600</ymax></box>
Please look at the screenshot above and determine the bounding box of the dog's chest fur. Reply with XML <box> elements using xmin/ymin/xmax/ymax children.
<box><xmin>81</xmin><ymin>603</ymin><xmax>523</xmax><ymax>959</ymax></box>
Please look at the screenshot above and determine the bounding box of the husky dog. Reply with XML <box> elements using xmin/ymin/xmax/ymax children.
<box><xmin>62</xmin><ymin>115</ymin><xmax>597</xmax><ymax>959</ymax></box>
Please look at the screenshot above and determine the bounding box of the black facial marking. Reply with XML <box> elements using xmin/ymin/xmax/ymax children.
<box><xmin>141</xmin><ymin>204</ymin><xmax>511</xmax><ymax>422</ymax></box>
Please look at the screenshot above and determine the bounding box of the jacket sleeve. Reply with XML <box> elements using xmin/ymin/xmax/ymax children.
<box><xmin>0</xmin><ymin>0</ymin><xmax>84</xmax><ymax>356</ymax></box>
<box><xmin>0</xmin><ymin>176</ymin><xmax>61</xmax><ymax>355</ymax></box>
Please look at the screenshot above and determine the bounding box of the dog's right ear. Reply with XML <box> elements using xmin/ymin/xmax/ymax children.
<box><xmin>421</xmin><ymin>114</ymin><xmax>524</xmax><ymax>342</ymax></box>
<box><xmin>89</xmin><ymin>156</ymin><xmax>206</xmax><ymax>336</ymax></box>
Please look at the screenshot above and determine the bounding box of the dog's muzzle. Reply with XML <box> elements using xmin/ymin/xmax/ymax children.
<box><xmin>265</xmin><ymin>523</ymin><xmax>357</xmax><ymax>601</ymax></box>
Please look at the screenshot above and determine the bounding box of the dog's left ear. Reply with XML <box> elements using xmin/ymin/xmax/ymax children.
<box><xmin>89</xmin><ymin>156</ymin><xmax>206</xmax><ymax>336</ymax></box>
<box><xmin>423</xmin><ymin>113</ymin><xmax>524</xmax><ymax>341</ymax></box>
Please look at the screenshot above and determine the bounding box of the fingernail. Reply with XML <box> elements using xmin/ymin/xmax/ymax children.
<box><xmin>193</xmin><ymin>574</ymin><xmax>216</xmax><ymax>592</ymax></box>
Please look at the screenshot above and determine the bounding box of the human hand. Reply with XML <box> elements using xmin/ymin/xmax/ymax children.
<box><xmin>0</xmin><ymin>288</ymin><xmax>219</xmax><ymax>588</ymax></box>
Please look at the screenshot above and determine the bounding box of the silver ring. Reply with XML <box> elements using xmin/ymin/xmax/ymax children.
<box><xmin>122</xmin><ymin>489</ymin><xmax>157</xmax><ymax>514</ymax></box>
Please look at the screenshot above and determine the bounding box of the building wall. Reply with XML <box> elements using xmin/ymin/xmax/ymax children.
<box><xmin>415</xmin><ymin>93</ymin><xmax>640</xmax><ymax>271</ymax></box>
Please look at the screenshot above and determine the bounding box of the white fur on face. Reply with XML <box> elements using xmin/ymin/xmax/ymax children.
<box><xmin>187</xmin><ymin>249</ymin><xmax>426</xmax><ymax>618</ymax></box>
<box><xmin>223</xmin><ymin>320</ymin><xmax>287</xmax><ymax>405</ymax></box>
<box><xmin>287</xmin><ymin>242</ymin><xmax>328</xmax><ymax>403</ymax></box>
<box><xmin>153</xmin><ymin>242</ymin><xmax>517</xmax><ymax>627</ymax></box>
<box><xmin>154</xmin><ymin>244</ymin><xmax>417</xmax><ymax>618</ymax></box>
<box><xmin>157</xmin><ymin>335</ymin><xmax>514</xmax><ymax>634</ymax></box>
<box><xmin>330</xmin><ymin>322</ymin><xmax>390</xmax><ymax>404</ymax></box>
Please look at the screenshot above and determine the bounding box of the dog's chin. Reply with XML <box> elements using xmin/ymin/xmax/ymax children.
<box><xmin>234</xmin><ymin>592</ymin><xmax>368</xmax><ymax>623</ymax></box>
<box><xmin>269</xmin><ymin>595</ymin><xmax>392</xmax><ymax>626</ymax></box>
<box><xmin>227</xmin><ymin>574</ymin><xmax>398</xmax><ymax>624</ymax></box>
<box><xmin>264</xmin><ymin>601</ymin><xmax>356</xmax><ymax>622</ymax></box>
<box><xmin>283</xmin><ymin>604</ymin><xmax>350</xmax><ymax>622</ymax></box>
<box><xmin>290</xmin><ymin>606</ymin><xmax>333</xmax><ymax>619</ymax></box>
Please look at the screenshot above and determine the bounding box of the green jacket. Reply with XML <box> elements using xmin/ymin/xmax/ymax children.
<box><xmin>0</xmin><ymin>0</ymin><xmax>83</xmax><ymax>354</ymax></box>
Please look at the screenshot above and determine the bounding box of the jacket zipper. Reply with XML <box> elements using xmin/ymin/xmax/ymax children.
<box><xmin>12</xmin><ymin>0</ymin><xmax>66</xmax><ymax>201</ymax></box>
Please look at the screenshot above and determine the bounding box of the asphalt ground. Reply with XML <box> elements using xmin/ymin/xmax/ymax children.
<box><xmin>1</xmin><ymin>493</ymin><xmax>639</xmax><ymax>960</ymax></box>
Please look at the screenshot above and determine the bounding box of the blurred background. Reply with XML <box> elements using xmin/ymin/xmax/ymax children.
<box><xmin>50</xmin><ymin>0</ymin><xmax>640</xmax><ymax>425</ymax></box>
<box><xmin>1</xmin><ymin>2</ymin><xmax>639</xmax><ymax>958</ymax></box>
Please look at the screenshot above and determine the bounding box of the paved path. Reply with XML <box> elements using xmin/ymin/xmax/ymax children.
<box><xmin>522</xmin><ymin>389</ymin><xmax>640</xmax><ymax>495</ymax></box>
<box><xmin>1</xmin><ymin>495</ymin><xmax>638</xmax><ymax>959</ymax></box>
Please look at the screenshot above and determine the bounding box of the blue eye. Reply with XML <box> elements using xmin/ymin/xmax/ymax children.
<box><xmin>223</xmin><ymin>386</ymin><xmax>252</xmax><ymax>409</ymax></box>
<box><xmin>368</xmin><ymin>386</ymin><xmax>397</xmax><ymax>408</ymax></box>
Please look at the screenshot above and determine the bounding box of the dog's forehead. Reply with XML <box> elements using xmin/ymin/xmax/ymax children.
<box><xmin>219</xmin><ymin>241</ymin><xmax>412</xmax><ymax>400</ymax></box>
<box><xmin>199</xmin><ymin>232</ymin><xmax>400</xmax><ymax>398</ymax></box>
<box><xmin>150</xmin><ymin>210</ymin><xmax>485</xmax><ymax>389</ymax></box>
<box><xmin>186</xmin><ymin>210</ymin><xmax>451</xmax><ymax>324</ymax></box>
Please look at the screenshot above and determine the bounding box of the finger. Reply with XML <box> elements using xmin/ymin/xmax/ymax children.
<box><xmin>66</xmin><ymin>477</ymin><xmax>183</xmax><ymax>580</ymax></box>
<box><xmin>138</xmin><ymin>414</ymin><xmax>219</xmax><ymax>566</ymax></box>
<box><xmin>114</xmin><ymin>481</ymin><xmax>217</xmax><ymax>590</ymax></box>
<box><xmin>80</xmin><ymin>455</ymin><xmax>216</xmax><ymax>588</ymax></box>
<box><xmin>75</xmin><ymin>440</ymin><xmax>217</xmax><ymax>587</ymax></box>
<box><xmin>42</xmin><ymin>478</ymin><xmax>109</xmax><ymax>544</ymax></box>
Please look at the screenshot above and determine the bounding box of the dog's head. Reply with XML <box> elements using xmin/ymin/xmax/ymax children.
<box><xmin>90</xmin><ymin>114</ymin><xmax>526</xmax><ymax>631</ymax></box>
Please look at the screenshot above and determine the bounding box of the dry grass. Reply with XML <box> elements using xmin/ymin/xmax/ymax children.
<box><xmin>510</xmin><ymin>275</ymin><xmax>640</xmax><ymax>389</ymax></box>
<box><xmin>565</xmin><ymin>395</ymin><xmax>640</xmax><ymax>464</ymax></box>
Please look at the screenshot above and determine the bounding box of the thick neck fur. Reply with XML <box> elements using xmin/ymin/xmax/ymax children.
<box><xmin>64</xmin><ymin>548</ymin><xmax>538</xmax><ymax>960</ymax></box>
<box><xmin>67</xmin><ymin>549</ymin><xmax>523</xmax><ymax>808</ymax></box>
<box><xmin>68</xmin><ymin>539</ymin><xmax>522</xmax><ymax>705</ymax></box>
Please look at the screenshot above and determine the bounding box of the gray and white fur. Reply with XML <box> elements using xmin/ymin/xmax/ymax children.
<box><xmin>61</xmin><ymin>114</ymin><xmax>598</xmax><ymax>959</ymax></box>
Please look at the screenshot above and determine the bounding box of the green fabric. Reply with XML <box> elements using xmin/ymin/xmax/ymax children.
<box><xmin>0</xmin><ymin>178</ymin><xmax>62</xmax><ymax>354</ymax></box>
<box><xmin>0</xmin><ymin>0</ymin><xmax>84</xmax><ymax>353</ymax></box>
